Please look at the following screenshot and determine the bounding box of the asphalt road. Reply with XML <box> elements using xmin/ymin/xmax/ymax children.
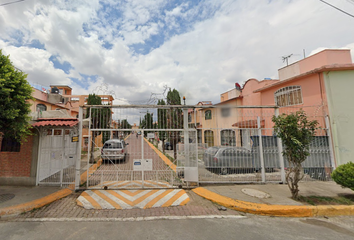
<box><xmin>1</xmin><ymin>216</ymin><xmax>354</xmax><ymax>240</ymax></box>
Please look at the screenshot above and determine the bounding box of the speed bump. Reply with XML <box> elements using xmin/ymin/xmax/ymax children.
<box><xmin>77</xmin><ymin>189</ymin><xmax>189</xmax><ymax>210</ymax></box>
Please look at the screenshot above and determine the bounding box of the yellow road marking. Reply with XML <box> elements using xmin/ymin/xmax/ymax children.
<box><xmin>161</xmin><ymin>190</ymin><xmax>186</xmax><ymax>207</ymax></box>
<box><xmin>92</xmin><ymin>190</ymin><xmax>122</xmax><ymax>209</ymax></box>
<box><xmin>143</xmin><ymin>189</ymin><xmax>175</xmax><ymax>209</ymax></box>
<box><xmin>179</xmin><ymin>197</ymin><xmax>190</xmax><ymax>206</ymax></box>
<box><xmin>132</xmin><ymin>190</ymin><xmax>159</xmax><ymax>205</ymax></box>
<box><xmin>108</xmin><ymin>191</ymin><xmax>136</xmax><ymax>206</ymax></box>
<box><xmin>120</xmin><ymin>190</ymin><xmax>144</xmax><ymax>197</ymax></box>
<box><xmin>81</xmin><ymin>192</ymin><xmax>102</xmax><ymax>209</ymax></box>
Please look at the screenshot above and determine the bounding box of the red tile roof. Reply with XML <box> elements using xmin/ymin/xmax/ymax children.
<box><xmin>32</xmin><ymin>119</ymin><xmax>78</xmax><ymax>127</ymax></box>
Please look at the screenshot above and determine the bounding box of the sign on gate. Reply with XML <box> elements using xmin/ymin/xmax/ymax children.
<box><xmin>133</xmin><ymin>159</ymin><xmax>153</xmax><ymax>171</ymax></box>
<box><xmin>147</xmin><ymin>133</ymin><xmax>154</xmax><ymax>139</ymax></box>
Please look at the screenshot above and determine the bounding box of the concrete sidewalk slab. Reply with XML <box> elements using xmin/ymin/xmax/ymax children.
<box><xmin>203</xmin><ymin>182</ymin><xmax>354</xmax><ymax>206</ymax></box>
<box><xmin>193</xmin><ymin>181</ymin><xmax>354</xmax><ymax>217</ymax></box>
<box><xmin>0</xmin><ymin>186</ymin><xmax>61</xmax><ymax>209</ymax></box>
<box><xmin>0</xmin><ymin>188</ymin><xmax>72</xmax><ymax>217</ymax></box>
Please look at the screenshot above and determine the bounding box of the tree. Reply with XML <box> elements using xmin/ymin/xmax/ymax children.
<box><xmin>166</xmin><ymin>88</ymin><xmax>182</xmax><ymax>160</ymax></box>
<box><xmin>117</xmin><ymin>119</ymin><xmax>132</xmax><ymax>139</ymax></box>
<box><xmin>119</xmin><ymin>119</ymin><xmax>132</xmax><ymax>129</ymax></box>
<box><xmin>86</xmin><ymin>94</ymin><xmax>111</xmax><ymax>163</ymax></box>
<box><xmin>272</xmin><ymin>110</ymin><xmax>318</xmax><ymax>199</ymax></box>
<box><xmin>140</xmin><ymin>112</ymin><xmax>153</xmax><ymax>137</ymax></box>
<box><xmin>157</xmin><ymin>99</ymin><xmax>167</xmax><ymax>153</ymax></box>
<box><xmin>0</xmin><ymin>50</ymin><xmax>33</xmax><ymax>143</ymax></box>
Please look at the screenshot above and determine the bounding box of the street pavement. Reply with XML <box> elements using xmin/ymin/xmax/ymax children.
<box><xmin>1</xmin><ymin>216</ymin><xmax>354</xmax><ymax>240</ymax></box>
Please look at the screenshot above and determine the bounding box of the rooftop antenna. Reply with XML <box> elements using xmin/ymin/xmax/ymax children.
<box><xmin>282</xmin><ymin>54</ymin><xmax>293</xmax><ymax>66</ymax></box>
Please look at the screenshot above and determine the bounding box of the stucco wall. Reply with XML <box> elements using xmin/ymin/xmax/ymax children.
<box><xmin>324</xmin><ymin>70</ymin><xmax>354</xmax><ymax>166</ymax></box>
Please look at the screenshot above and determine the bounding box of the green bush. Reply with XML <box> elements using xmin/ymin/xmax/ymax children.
<box><xmin>331</xmin><ymin>162</ymin><xmax>354</xmax><ymax>191</ymax></box>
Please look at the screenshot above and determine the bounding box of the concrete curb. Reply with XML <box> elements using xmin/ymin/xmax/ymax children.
<box><xmin>144</xmin><ymin>138</ymin><xmax>177</xmax><ymax>172</ymax></box>
<box><xmin>0</xmin><ymin>188</ymin><xmax>72</xmax><ymax>217</ymax></box>
<box><xmin>0</xmin><ymin>153</ymin><xmax>105</xmax><ymax>218</ymax></box>
<box><xmin>192</xmin><ymin>187</ymin><xmax>354</xmax><ymax>217</ymax></box>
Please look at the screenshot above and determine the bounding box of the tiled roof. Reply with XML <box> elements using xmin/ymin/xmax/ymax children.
<box><xmin>32</xmin><ymin>118</ymin><xmax>78</xmax><ymax>127</ymax></box>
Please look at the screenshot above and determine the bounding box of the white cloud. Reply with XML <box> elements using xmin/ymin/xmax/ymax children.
<box><xmin>1</xmin><ymin>0</ymin><xmax>354</xmax><ymax>107</ymax></box>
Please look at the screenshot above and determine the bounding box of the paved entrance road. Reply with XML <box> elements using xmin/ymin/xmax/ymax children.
<box><xmin>87</xmin><ymin>135</ymin><xmax>177</xmax><ymax>188</ymax></box>
<box><xmin>1</xmin><ymin>216</ymin><xmax>354</xmax><ymax>240</ymax></box>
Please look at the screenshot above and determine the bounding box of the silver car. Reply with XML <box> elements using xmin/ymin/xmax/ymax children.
<box><xmin>203</xmin><ymin>146</ymin><xmax>254</xmax><ymax>174</ymax></box>
<box><xmin>101</xmin><ymin>139</ymin><xmax>128</xmax><ymax>163</ymax></box>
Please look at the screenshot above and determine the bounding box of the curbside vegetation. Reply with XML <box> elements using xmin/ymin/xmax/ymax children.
<box><xmin>192</xmin><ymin>187</ymin><xmax>354</xmax><ymax>217</ymax></box>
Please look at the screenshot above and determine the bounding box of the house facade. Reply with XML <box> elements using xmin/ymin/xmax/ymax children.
<box><xmin>241</xmin><ymin>49</ymin><xmax>354</xmax><ymax>166</ymax></box>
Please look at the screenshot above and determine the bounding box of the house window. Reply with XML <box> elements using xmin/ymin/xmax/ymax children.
<box><xmin>1</xmin><ymin>137</ymin><xmax>21</xmax><ymax>152</ymax></box>
<box><xmin>204</xmin><ymin>130</ymin><xmax>214</xmax><ymax>147</ymax></box>
<box><xmin>36</xmin><ymin>104</ymin><xmax>47</xmax><ymax>112</ymax></box>
<box><xmin>221</xmin><ymin>108</ymin><xmax>231</xmax><ymax>118</ymax></box>
<box><xmin>205</xmin><ymin>110</ymin><xmax>212</xmax><ymax>120</ymax></box>
<box><xmin>220</xmin><ymin>129</ymin><xmax>236</xmax><ymax>146</ymax></box>
<box><xmin>274</xmin><ymin>86</ymin><xmax>303</xmax><ymax>107</ymax></box>
<box><xmin>54</xmin><ymin>130</ymin><xmax>62</xmax><ymax>136</ymax></box>
<box><xmin>188</xmin><ymin>114</ymin><xmax>192</xmax><ymax>123</ymax></box>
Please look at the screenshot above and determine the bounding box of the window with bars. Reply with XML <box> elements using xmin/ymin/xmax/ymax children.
<box><xmin>36</xmin><ymin>104</ymin><xmax>47</xmax><ymax>112</ymax></box>
<box><xmin>204</xmin><ymin>130</ymin><xmax>214</xmax><ymax>147</ymax></box>
<box><xmin>220</xmin><ymin>129</ymin><xmax>236</xmax><ymax>146</ymax></box>
<box><xmin>274</xmin><ymin>86</ymin><xmax>303</xmax><ymax>107</ymax></box>
<box><xmin>1</xmin><ymin>137</ymin><xmax>21</xmax><ymax>152</ymax></box>
<box><xmin>205</xmin><ymin>110</ymin><xmax>212</xmax><ymax>120</ymax></box>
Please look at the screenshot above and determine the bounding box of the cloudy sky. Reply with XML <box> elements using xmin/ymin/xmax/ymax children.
<box><xmin>1</xmin><ymin>0</ymin><xmax>354</xmax><ymax>105</ymax></box>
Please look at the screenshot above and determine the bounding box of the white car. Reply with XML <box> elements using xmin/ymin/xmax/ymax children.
<box><xmin>101</xmin><ymin>139</ymin><xmax>128</xmax><ymax>163</ymax></box>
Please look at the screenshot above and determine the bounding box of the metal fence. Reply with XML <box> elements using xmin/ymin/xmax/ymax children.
<box><xmin>75</xmin><ymin>104</ymin><xmax>335</xmax><ymax>190</ymax></box>
<box><xmin>193</xmin><ymin>105</ymin><xmax>334</xmax><ymax>183</ymax></box>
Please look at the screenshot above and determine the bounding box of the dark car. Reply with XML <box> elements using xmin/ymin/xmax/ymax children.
<box><xmin>165</xmin><ymin>142</ymin><xmax>173</xmax><ymax>150</ymax></box>
<box><xmin>203</xmin><ymin>146</ymin><xmax>254</xmax><ymax>175</ymax></box>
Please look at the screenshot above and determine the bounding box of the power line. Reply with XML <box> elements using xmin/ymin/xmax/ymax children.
<box><xmin>319</xmin><ymin>0</ymin><xmax>354</xmax><ymax>18</ymax></box>
<box><xmin>0</xmin><ymin>0</ymin><xmax>25</xmax><ymax>7</ymax></box>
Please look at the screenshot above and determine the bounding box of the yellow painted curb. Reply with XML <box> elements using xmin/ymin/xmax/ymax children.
<box><xmin>144</xmin><ymin>138</ymin><xmax>177</xmax><ymax>172</ymax></box>
<box><xmin>0</xmin><ymin>188</ymin><xmax>72</xmax><ymax>217</ymax></box>
<box><xmin>192</xmin><ymin>187</ymin><xmax>354</xmax><ymax>217</ymax></box>
<box><xmin>80</xmin><ymin>159</ymin><xmax>102</xmax><ymax>185</ymax></box>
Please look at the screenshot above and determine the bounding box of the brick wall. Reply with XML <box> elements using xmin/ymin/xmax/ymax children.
<box><xmin>0</xmin><ymin>135</ymin><xmax>34</xmax><ymax>177</ymax></box>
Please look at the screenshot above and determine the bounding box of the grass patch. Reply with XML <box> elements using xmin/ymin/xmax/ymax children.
<box><xmin>298</xmin><ymin>195</ymin><xmax>354</xmax><ymax>206</ymax></box>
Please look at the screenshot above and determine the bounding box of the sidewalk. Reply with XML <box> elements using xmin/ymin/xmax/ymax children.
<box><xmin>193</xmin><ymin>181</ymin><xmax>354</xmax><ymax>217</ymax></box>
<box><xmin>0</xmin><ymin>150</ymin><xmax>102</xmax><ymax>217</ymax></box>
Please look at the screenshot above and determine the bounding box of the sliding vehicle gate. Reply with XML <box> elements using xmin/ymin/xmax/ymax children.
<box><xmin>76</xmin><ymin>105</ymin><xmax>198</xmax><ymax>190</ymax></box>
<box><xmin>74</xmin><ymin>104</ymin><xmax>335</xmax><ymax>190</ymax></box>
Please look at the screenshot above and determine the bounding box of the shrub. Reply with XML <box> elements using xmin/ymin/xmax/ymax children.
<box><xmin>331</xmin><ymin>162</ymin><xmax>354</xmax><ymax>191</ymax></box>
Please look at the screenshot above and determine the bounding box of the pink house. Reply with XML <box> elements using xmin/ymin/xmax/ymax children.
<box><xmin>241</xmin><ymin>49</ymin><xmax>354</xmax><ymax>166</ymax></box>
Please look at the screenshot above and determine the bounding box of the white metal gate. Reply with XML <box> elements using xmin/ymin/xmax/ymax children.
<box><xmin>77</xmin><ymin>105</ymin><xmax>198</xmax><ymax>190</ymax></box>
<box><xmin>37</xmin><ymin>128</ymin><xmax>78</xmax><ymax>186</ymax></box>
<box><xmin>74</xmin><ymin>104</ymin><xmax>335</xmax><ymax>190</ymax></box>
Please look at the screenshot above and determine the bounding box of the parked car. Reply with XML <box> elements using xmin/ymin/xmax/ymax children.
<box><xmin>165</xmin><ymin>142</ymin><xmax>173</xmax><ymax>150</ymax></box>
<box><xmin>203</xmin><ymin>146</ymin><xmax>254</xmax><ymax>175</ymax></box>
<box><xmin>101</xmin><ymin>139</ymin><xmax>128</xmax><ymax>163</ymax></box>
<box><xmin>137</xmin><ymin>131</ymin><xmax>142</xmax><ymax>135</ymax></box>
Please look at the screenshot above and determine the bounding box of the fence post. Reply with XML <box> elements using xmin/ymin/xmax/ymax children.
<box><xmin>257</xmin><ymin>117</ymin><xmax>265</xmax><ymax>183</ymax></box>
<box><xmin>75</xmin><ymin>107</ymin><xmax>83</xmax><ymax>191</ymax></box>
<box><xmin>275</xmin><ymin>108</ymin><xmax>286</xmax><ymax>183</ymax></box>
<box><xmin>325</xmin><ymin>116</ymin><xmax>336</xmax><ymax>170</ymax></box>
<box><xmin>86</xmin><ymin>107</ymin><xmax>92</xmax><ymax>188</ymax></box>
<box><xmin>60</xmin><ymin>128</ymin><xmax>65</xmax><ymax>187</ymax></box>
<box><xmin>141</xmin><ymin>129</ymin><xmax>144</xmax><ymax>188</ymax></box>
